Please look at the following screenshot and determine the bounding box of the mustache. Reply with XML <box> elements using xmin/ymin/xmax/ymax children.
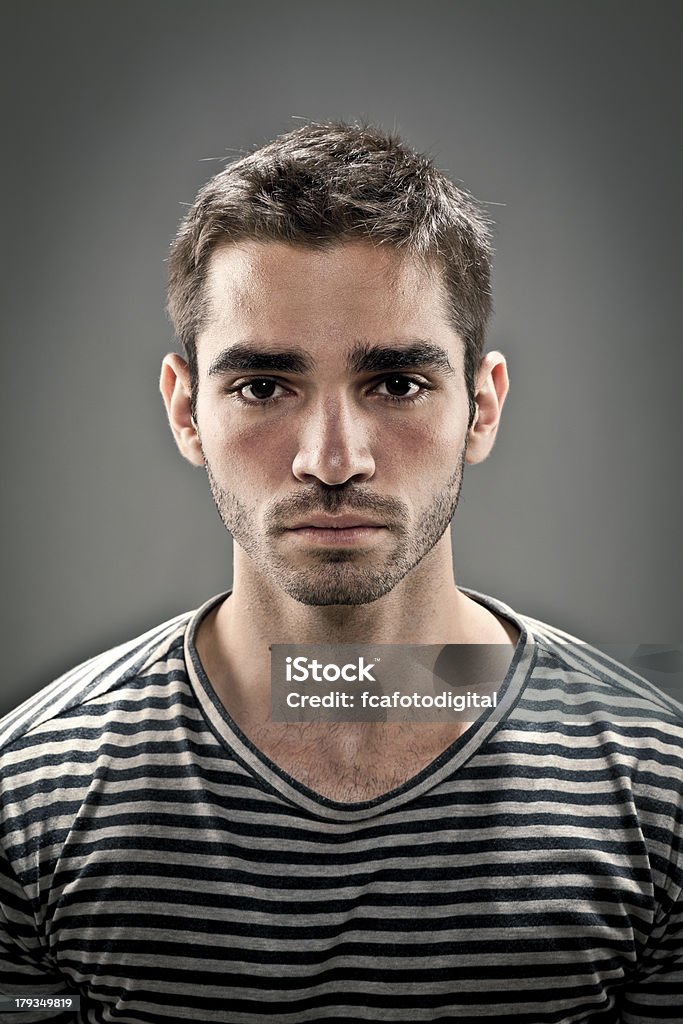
<box><xmin>265</xmin><ymin>486</ymin><xmax>409</xmax><ymax>534</ymax></box>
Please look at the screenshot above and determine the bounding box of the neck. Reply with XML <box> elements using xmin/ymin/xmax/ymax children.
<box><xmin>225</xmin><ymin>532</ymin><xmax>473</xmax><ymax>646</ymax></box>
<box><xmin>192</xmin><ymin>535</ymin><xmax>520</xmax><ymax>788</ymax></box>
<box><xmin>195</xmin><ymin>532</ymin><xmax>518</xmax><ymax>716</ymax></box>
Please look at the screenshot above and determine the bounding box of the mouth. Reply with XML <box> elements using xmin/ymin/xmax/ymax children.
<box><xmin>288</xmin><ymin>515</ymin><xmax>386</xmax><ymax>530</ymax></box>
<box><xmin>284</xmin><ymin>515</ymin><xmax>388</xmax><ymax>546</ymax></box>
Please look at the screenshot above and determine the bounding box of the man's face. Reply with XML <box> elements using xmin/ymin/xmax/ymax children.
<box><xmin>190</xmin><ymin>240</ymin><xmax>473</xmax><ymax>606</ymax></box>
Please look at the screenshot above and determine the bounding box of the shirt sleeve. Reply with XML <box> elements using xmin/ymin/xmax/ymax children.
<box><xmin>0</xmin><ymin>846</ymin><xmax>77</xmax><ymax>1023</ymax></box>
<box><xmin>619</xmin><ymin>883</ymin><xmax>683</xmax><ymax>1021</ymax></box>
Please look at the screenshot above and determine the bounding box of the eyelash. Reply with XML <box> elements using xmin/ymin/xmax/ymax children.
<box><xmin>225</xmin><ymin>375</ymin><xmax>434</xmax><ymax>408</ymax></box>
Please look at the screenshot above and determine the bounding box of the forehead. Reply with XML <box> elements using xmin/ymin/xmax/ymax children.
<box><xmin>198</xmin><ymin>239</ymin><xmax>459</xmax><ymax>359</ymax></box>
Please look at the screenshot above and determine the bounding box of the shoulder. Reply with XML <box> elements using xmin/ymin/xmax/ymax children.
<box><xmin>519</xmin><ymin>610</ymin><xmax>683</xmax><ymax>726</ymax></box>
<box><xmin>464</xmin><ymin>587</ymin><xmax>683</xmax><ymax>727</ymax></box>
<box><xmin>467</xmin><ymin>587</ymin><xmax>683</xmax><ymax>797</ymax></box>
<box><xmin>498</xmin><ymin>602</ymin><xmax>683</xmax><ymax>824</ymax></box>
<box><xmin>515</xmin><ymin>610</ymin><xmax>683</xmax><ymax>892</ymax></box>
<box><xmin>0</xmin><ymin>608</ymin><xmax>194</xmax><ymax>759</ymax></box>
<box><xmin>0</xmin><ymin>606</ymin><xmax>200</xmax><ymax>912</ymax></box>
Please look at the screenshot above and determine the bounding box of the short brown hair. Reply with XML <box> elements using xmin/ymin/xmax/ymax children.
<box><xmin>167</xmin><ymin>120</ymin><xmax>493</xmax><ymax>424</ymax></box>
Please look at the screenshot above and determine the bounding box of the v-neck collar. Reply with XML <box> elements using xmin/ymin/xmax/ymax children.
<box><xmin>184</xmin><ymin>588</ymin><xmax>538</xmax><ymax>822</ymax></box>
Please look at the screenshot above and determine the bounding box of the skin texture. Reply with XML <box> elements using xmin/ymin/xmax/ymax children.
<box><xmin>160</xmin><ymin>240</ymin><xmax>516</xmax><ymax>800</ymax></box>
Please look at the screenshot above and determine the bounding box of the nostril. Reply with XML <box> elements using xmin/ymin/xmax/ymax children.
<box><xmin>291</xmin><ymin>442</ymin><xmax>375</xmax><ymax>488</ymax></box>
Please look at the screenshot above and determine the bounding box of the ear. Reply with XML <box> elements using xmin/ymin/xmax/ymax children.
<box><xmin>159</xmin><ymin>353</ymin><xmax>205</xmax><ymax>467</ymax></box>
<box><xmin>465</xmin><ymin>352</ymin><xmax>510</xmax><ymax>465</ymax></box>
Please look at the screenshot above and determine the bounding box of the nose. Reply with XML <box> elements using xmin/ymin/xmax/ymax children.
<box><xmin>291</xmin><ymin>395</ymin><xmax>376</xmax><ymax>486</ymax></box>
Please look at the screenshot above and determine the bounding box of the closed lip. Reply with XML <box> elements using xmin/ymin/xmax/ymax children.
<box><xmin>287</xmin><ymin>515</ymin><xmax>385</xmax><ymax>530</ymax></box>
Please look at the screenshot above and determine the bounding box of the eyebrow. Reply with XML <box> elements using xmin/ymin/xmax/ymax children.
<box><xmin>206</xmin><ymin>341</ymin><xmax>455</xmax><ymax>378</ymax></box>
<box><xmin>207</xmin><ymin>345</ymin><xmax>313</xmax><ymax>376</ymax></box>
<box><xmin>347</xmin><ymin>342</ymin><xmax>455</xmax><ymax>375</ymax></box>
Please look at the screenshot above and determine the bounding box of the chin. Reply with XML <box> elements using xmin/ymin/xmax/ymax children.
<box><xmin>274</xmin><ymin>564</ymin><xmax>408</xmax><ymax>607</ymax></box>
<box><xmin>287</xmin><ymin>590</ymin><xmax>388</xmax><ymax>607</ymax></box>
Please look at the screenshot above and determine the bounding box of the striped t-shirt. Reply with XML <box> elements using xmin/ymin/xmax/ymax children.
<box><xmin>1</xmin><ymin>589</ymin><xmax>682</xmax><ymax>1023</ymax></box>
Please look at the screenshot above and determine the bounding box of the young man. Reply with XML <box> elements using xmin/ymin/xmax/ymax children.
<box><xmin>1</xmin><ymin>122</ymin><xmax>681</xmax><ymax>1022</ymax></box>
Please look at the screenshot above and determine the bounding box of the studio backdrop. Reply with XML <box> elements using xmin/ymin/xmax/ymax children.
<box><xmin>1</xmin><ymin>0</ymin><xmax>681</xmax><ymax>716</ymax></box>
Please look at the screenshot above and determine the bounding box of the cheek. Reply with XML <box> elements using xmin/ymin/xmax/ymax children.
<box><xmin>200</xmin><ymin>415</ymin><xmax>295</xmax><ymax>479</ymax></box>
<box><xmin>381</xmin><ymin>415</ymin><xmax>467</xmax><ymax>471</ymax></box>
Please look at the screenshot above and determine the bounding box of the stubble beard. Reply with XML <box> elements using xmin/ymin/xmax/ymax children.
<box><xmin>202</xmin><ymin>451</ymin><xmax>466</xmax><ymax>607</ymax></box>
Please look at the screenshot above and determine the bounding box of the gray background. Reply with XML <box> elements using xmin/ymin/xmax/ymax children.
<box><xmin>1</xmin><ymin>0</ymin><xmax>681</xmax><ymax>717</ymax></box>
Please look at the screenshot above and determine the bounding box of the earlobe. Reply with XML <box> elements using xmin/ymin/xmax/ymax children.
<box><xmin>464</xmin><ymin>352</ymin><xmax>509</xmax><ymax>466</ymax></box>
<box><xmin>159</xmin><ymin>354</ymin><xmax>205</xmax><ymax>467</ymax></box>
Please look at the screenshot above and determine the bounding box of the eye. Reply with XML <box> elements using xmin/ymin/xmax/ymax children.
<box><xmin>227</xmin><ymin>378</ymin><xmax>290</xmax><ymax>405</ymax></box>
<box><xmin>244</xmin><ymin>379</ymin><xmax>281</xmax><ymax>400</ymax></box>
<box><xmin>372</xmin><ymin>375</ymin><xmax>424</xmax><ymax>400</ymax></box>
